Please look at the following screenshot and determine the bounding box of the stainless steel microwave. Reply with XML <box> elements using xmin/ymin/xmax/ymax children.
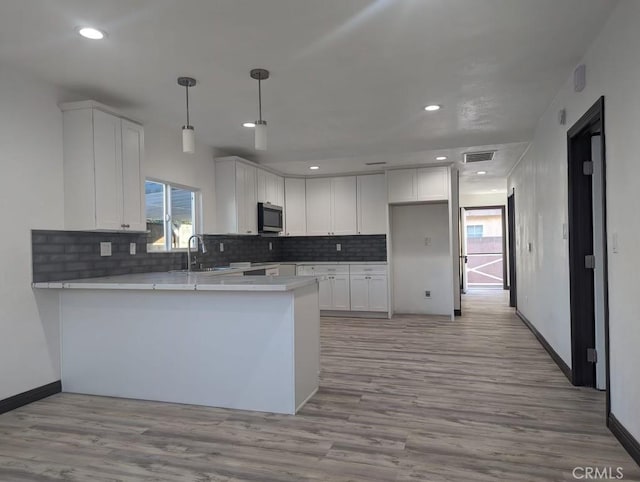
<box><xmin>257</xmin><ymin>203</ymin><xmax>283</xmax><ymax>233</ymax></box>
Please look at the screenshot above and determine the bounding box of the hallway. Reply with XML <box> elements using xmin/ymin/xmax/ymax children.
<box><xmin>0</xmin><ymin>292</ymin><xmax>638</xmax><ymax>481</ymax></box>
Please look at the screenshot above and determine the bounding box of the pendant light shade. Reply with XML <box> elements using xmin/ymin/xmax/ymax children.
<box><xmin>250</xmin><ymin>68</ymin><xmax>269</xmax><ymax>151</ymax></box>
<box><xmin>182</xmin><ymin>126</ymin><xmax>195</xmax><ymax>154</ymax></box>
<box><xmin>177</xmin><ymin>76</ymin><xmax>197</xmax><ymax>154</ymax></box>
<box><xmin>255</xmin><ymin>120</ymin><xmax>267</xmax><ymax>151</ymax></box>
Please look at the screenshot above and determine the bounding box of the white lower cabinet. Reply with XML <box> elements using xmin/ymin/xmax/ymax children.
<box><xmin>349</xmin><ymin>265</ymin><xmax>388</xmax><ymax>312</ymax></box>
<box><xmin>297</xmin><ymin>264</ymin><xmax>388</xmax><ymax>313</ymax></box>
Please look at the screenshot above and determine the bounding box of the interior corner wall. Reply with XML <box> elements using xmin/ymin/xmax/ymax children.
<box><xmin>142</xmin><ymin>121</ymin><xmax>216</xmax><ymax>233</ymax></box>
<box><xmin>508</xmin><ymin>0</ymin><xmax>640</xmax><ymax>443</ymax></box>
<box><xmin>0</xmin><ymin>67</ymin><xmax>65</xmax><ymax>400</ymax></box>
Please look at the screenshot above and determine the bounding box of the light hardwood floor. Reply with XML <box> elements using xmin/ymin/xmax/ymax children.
<box><xmin>1</xmin><ymin>290</ymin><xmax>638</xmax><ymax>481</ymax></box>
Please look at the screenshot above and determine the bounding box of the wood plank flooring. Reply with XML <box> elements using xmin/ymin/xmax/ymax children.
<box><xmin>1</xmin><ymin>290</ymin><xmax>639</xmax><ymax>481</ymax></box>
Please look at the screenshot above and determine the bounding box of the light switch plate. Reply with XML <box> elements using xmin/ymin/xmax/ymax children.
<box><xmin>129</xmin><ymin>243</ymin><xmax>136</xmax><ymax>255</ymax></box>
<box><xmin>336</xmin><ymin>243</ymin><xmax>341</xmax><ymax>252</ymax></box>
<box><xmin>562</xmin><ymin>223</ymin><xmax>568</xmax><ymax>240</ymax></box>
<box><xmin>612</xmin><ymin>233</ymin><xmax>619</xmax><ymax>254</ymax></box>
<box><xmin>100</xmin><ymin>242</ymin><xmax>112</xmax><ymax>257</ymax></box>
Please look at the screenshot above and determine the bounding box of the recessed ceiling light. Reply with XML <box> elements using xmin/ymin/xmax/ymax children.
<box><xmin>424</xmin><ymin>104</ymin><xmax>441</xmax><ymax>112</ymax></box>
<box><xmin>477</xmin><ymin>171</ymin><xmax>487</xmax><ymax>175</ymax></box>
<box><xmin>310</xmin><ymin>166</ymin><xmax>320</xmax><ymax>170</ymax></box>
<box><xmin>242</xmin><ymin>122</ymin><xmax>256</xmax><ymax>128</ymax></box>
<box><xmin>77</xmin><ymin>27</ymin><xmax>106</xmax><ymax>40</ymax></box>
<box><xmin>435</xmin><ymin>156</ymin><xmax>448</xmax><ymax>161</ymax></box>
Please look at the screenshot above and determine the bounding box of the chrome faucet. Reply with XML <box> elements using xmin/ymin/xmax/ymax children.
<box><xmin>187</xmin><ymin>235</ymin><xmax>207</xmax><ymax>272</ymax></box>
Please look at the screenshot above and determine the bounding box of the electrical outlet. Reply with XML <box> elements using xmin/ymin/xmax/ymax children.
<box><xmin>425</xmin><ymin>290</ymin><xmax>431</xmax><ymax>298</ymax></box>
<box><xmin>562</xmin><ymin>223</ymin><xmax>568</xmax><ymax>240</ymax></box>
<box><xmin>219</xmin><ymin>242</ymin><xmax>224</xmax><ymax>252</ymax></box>
<box><xmin>336</xmin><ymin>243</ymin><xmax>341</xmax><ymax>252</ymax></box>
<box><xmin>100</xmin><ymin>242</ymin><xmax>112</xmax><ymax>257</ymax></box>
<box><xmin>269</xmin><ymin>242</ymin><xmax>273</xmax><ymax>251</ymax></box>
<box><xmin>129</xmin><ymin>243</ymin><xmax>136</xmax><ymax>255</ymax></box>
<box><xmin>425</xmin><ymin>237</ymin><xmax>432</xmax><ymax>246</ymax></box>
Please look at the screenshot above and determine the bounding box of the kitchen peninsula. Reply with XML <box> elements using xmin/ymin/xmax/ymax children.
<box><xmin>34</xmin><ymin>272</ymin><xmax>320</xmax><ymax>415</ymax></box>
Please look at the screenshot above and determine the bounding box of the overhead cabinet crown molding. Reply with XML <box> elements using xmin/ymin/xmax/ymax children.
<box><xmin>61</xmin><ymin>103</ymin><xmax>145</xmax><ymax>231</ymax></box>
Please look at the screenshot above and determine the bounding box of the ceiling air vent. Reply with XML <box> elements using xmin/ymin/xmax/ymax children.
<box><xmin>464</xmin><ymin>151</ymin><xmax>495</xmax><ymax>163</ymax></box>
<box><xmin>365</xmin><ymin>161</ymin><xmax>387</xmax><ymax>166</ymax></box>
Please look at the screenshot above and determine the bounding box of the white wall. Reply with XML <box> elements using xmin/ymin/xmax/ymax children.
<box><xmin>0</xmin><ymin>68</ymin><xmax>65</xmax><ymax>400</ymax></box>
<box><xmin>460</xmin><ymin>192</ymin><xmax>507</xmax><ymax>209</ymax></box>
<box><xmin>142</xmin><ymin>121</ymin><xmax>216</xmax><ymax>233</ymax></box>
<box><xmin>391</xmin><ymin>203</ymin><xmax>453</xmax><ymax>316</ymax></box>
<box><xmin>508</xmin><ymin>0</ymin><xmax>640</xmax><ymax>442</ymax></box>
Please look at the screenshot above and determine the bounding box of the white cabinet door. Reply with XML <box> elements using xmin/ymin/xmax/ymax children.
<box><xmin>331</xmin><ymin>177</ymin><xmax>357</xmax><ymax>235</ymax></box>
<box><xmin>357</xmin><ymin>174</ymin><xmax>387</xmax><ymax>234</ymax></box>
<box><xmin>93</xmin><ymin>110</ymin><xmax>123</xmax><ymax>230</ymax></box>
<box><xmin>331</xmin><ymin>275</ymin><xmax>351</xmax><ymax>310</ymax></box>
<box><xmin>284</xmin><ymin>178</ymin><xmax>306</xmax><ymax>236</ymax></box>
<box><xmin>236</xmin><ymin>163</ymin><xmax>257</xmax><ymax>234</ymax></box>
<box><xmin>275</xmin><ymin>176</ymin><xmax>285</xmax><ymax>207</ymax></box>
<box><xmin>266</xmin><ymin>173</ymin><xmax>280</xmax><ymax>205</ymax></box>
<box><xmin>417</xmin><ymin>167</ymin><xmax>449</xmax><ymax>201</ymax></box>
<box><xmin>305</xmin><ymin>178</ymin><xmax>332</xmax><ymax>236</ymax></box>
<box><xmin>387</xmin><ymin>169</ymin><xmax>417</xmax><ymax>203</ymax></box>
<box><xmin>349</xmin><ymin>275</ymin><xmax>369</xmax><ymax>311</ymax></box>
<box><xmin>256</xmin><ymin>169</ymin><xmax>268</xmax><ymax>203</ymax></box>
<box><xmin>121</xmin><ymin>120</ymin><xmax>145</xmax><ymax>231</ymax></box>
<box><xmin>318</xmin><ymin>277</ymin><xmax>333</xmax><ymax>310</ymax></box>
<box><xmin>368</xmin><ymin>275</ymin><xmax>389</xmax><ymax>312</ymax></box>
<box><xmin>244</xmin><ymin>165</ymin><xmax>257</xmax><ymax>234</ymax></box>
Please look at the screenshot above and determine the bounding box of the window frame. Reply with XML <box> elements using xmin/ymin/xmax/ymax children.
<box><xmin>145</xmin><ymin>178</ymin><xmax>202</xmax><ymax>252</ymax></box>
<box><xmin>466</xmin><ymin>224</ymin><xmax>484</xmax><ymax>239</ymax></box>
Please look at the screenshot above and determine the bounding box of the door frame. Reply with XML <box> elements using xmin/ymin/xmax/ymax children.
<box><xmin>567</xmin><ymin>97</ymin><xmax>610</xmax><ymax>413</ymax></box>
<box><xmin>507</xmin><ymin>190</ymin><xmax>517</xmax><ymax>307</ymax></box>
<box><xmin>461</xmin><ymin>205</ymin><xmax>508</xmax><ymax>290</ymax></box>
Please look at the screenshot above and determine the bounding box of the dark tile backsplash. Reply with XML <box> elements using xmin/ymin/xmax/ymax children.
<box><xmin>32</xmin><ymin>230</ymin><xmax>185</xmax><ymax>282</ymax></box>
<box><xmin>279</xmin><ymin>235</ymin><xmax>386</xmax><ymax>262</ymax></box>
<box><xmin>32</xmin><ymin>231</ymin><xmax>386</xmax><ymax>282</ymax></box>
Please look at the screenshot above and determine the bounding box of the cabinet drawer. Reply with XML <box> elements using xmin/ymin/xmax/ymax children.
<box><xmin>313</xmin><ymin>265</ymin><xmax>349</xmax><ymax>275</ymax></box>
<box><xmin>349</xmin><ymin>264</ymin><xmax>387</xmax><ymax>275</ymax></box>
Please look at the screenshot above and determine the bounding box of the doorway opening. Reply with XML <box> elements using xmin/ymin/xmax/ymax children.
<box><xmin>567</xmin><ymin>96</ymin><xmax>609</xmax><ymax>398</ymax></box>
<box><xmin>460</xmin><ymin>206</ymin><xmax>507</xmax><ymax>292</ymax></box>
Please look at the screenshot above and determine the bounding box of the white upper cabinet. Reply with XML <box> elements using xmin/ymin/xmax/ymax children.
<box><xmin>61</xmin><ymin>102</ymin><xmax>145</xmax><ymax>231</ymax></box>
<box><xmin>306</xmin><ymin>177</ymin><xmax>357</xmax><ymax>236</ymax></box>
<box><xmin>331</xmin><ymin>177</ymin><xmax>357</xmax><ymax>235</ymax></box>
<box><xmin>120</xmin><ymin>120</ymin><xmax>145</xmax><ymax>231</ymax></box>
<box><xmin>257</xmin><ymin>169</ymin><xmax>284</xmax><ymax>206</ymax></box>
<box><xmin>416</xmin><ymin>167</ymin><xmax>449</xmax><ymax>201</ymax></box>
<box><xmin>387</xmin><ymin>167</ymin><xmax>449</xmax><ymax>204</ymax></box>
<box><xmin>215</xmin><ymin>158</ymin><xmax>258</xmax><ymax>234</ymax></box>
<box><xmin>305</xmin><ymin>178</ymin><xmax>333</xmax><ymax>235</ymax></box>
<box><xmin>284</xmin><ymin>178</ymin><xmax>306</xmax><ymax>236</ymax></box>
<box><xmin>357</xmin><ymin>174</ymin><xmax>387</xmax><ymax>234</ymax></box>
<box><xmin>387</xmin><ymin>169</ymin><xmax>416</xmax><ymax>204</ymax></box>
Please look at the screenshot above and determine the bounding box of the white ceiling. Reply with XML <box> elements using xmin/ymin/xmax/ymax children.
<box><xmin>0</xmin><ymin>0</ymin><xmax>617</xmax><ymax>193</ymax></box>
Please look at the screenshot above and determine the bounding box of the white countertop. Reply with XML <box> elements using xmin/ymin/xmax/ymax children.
<box><xmin>285</xmin><ymin>261</ymin><xmax>387</xmax><ymax>265</ymax></box>
<box><xmin>33</xmin><ymin>272</ymin><xmax>320</xmax><ymax>292</ymax></box>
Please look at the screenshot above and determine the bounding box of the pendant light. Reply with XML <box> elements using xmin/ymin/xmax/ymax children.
<box><xmin>250</xmin><ymin>68</ymin><xmax>269</xmax><ymax>151</ymax></box>
<box><xmin>177</xmin><ymin>76</ymin><xmax>197</xmax><ymax>154</ymax></box>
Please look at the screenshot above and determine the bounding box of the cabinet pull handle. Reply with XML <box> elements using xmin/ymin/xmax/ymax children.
<box><xmin>122</xmin><ymin>224</ymin><xmax>130</xmax><ymax>229</ymax></box>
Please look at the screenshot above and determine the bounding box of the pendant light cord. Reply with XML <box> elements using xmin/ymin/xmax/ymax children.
<box><xmin>185</xmin><ymin>84</ymin><xmax>190</xmax><ymax>127</ymax></box>
<box><xmin>258</xmin><ymin>78</ymin><xmax>262</xmax><ymax>122</ymax></box>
